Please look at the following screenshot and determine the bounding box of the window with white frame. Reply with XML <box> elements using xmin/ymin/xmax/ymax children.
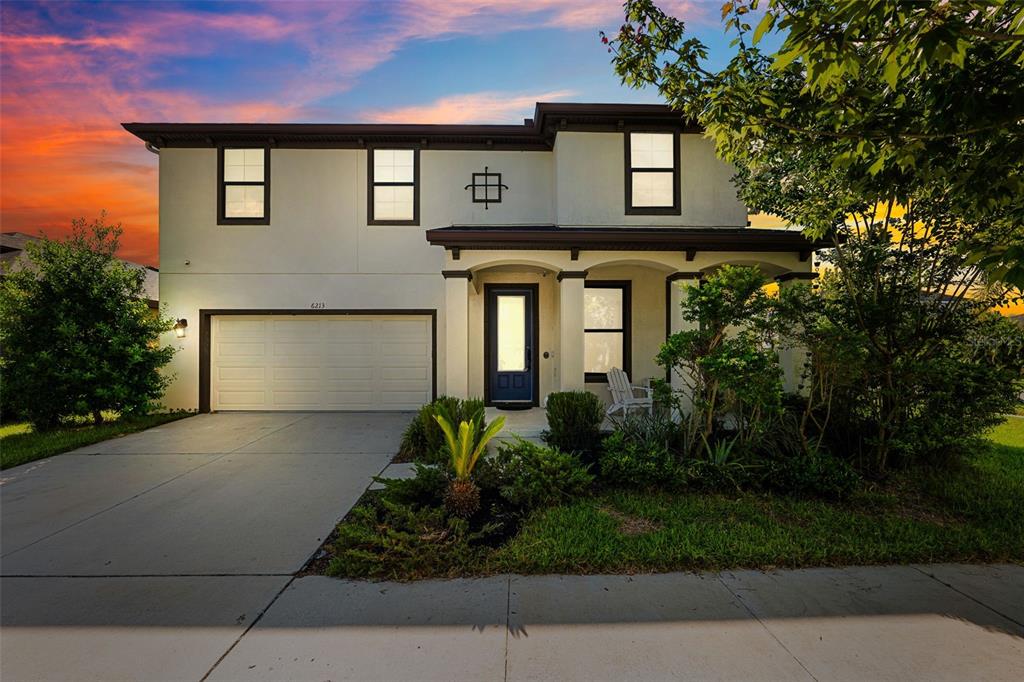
<box><xmin>370</xmin><ymin>148</ymin><xmax>418</xmax><ymax>224</ymax></box>
<box><xmin>625</xmin><ymin>132</ymin><xmax>679</xmax><ymax>214</ymax></box>
<box><xmin>584</xmin><ymin>281</ymin><xmax>631</xmax><ymax>381</ymax></box>
<box><xmin>219</xmin><ymin>147</ymin><xmax>268</xmax><ymax>224</ymax></box>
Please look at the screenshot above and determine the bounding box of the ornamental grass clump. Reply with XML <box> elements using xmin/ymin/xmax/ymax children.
<box><xmin>434</xmin><ymin>412</ymin><xmax>505</xmax><ymax>518</ymax></box>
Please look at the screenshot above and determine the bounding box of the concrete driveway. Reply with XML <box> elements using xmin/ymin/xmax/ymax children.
<box><xmin>1</xmin><ymin>412</ymin><xmax>406</xmax><ymax>680</ymax></box>
<box><xmin>3</xmin><ymin>414</ymin><xmax>1023</xmax><ymax>681</ymax></box>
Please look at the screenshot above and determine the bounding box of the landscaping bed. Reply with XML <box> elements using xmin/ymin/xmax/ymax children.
<box><xmin>312</xmin><ymin>263</ymin><xmax>1024</xmax><ymax>581</ymax></box>
<box><xmin>0</xmin><ymin>411</ymin><xmax>192</xmax><ymax>469</ymax></box>
<box><xmin>311</xmin><ymin>408</ymin><xmax>1022</xmax><ymax>581</ymax></box>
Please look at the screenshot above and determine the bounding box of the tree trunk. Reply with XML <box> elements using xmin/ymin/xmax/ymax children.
<box><xmin>92</xmin><ymin>409</ymin><xmax>104</xmax><ymax>426</ymax></box>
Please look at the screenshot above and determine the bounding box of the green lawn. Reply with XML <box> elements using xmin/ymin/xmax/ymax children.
<box><xmin>491</xmin><ymin>420</ymin><xmax>1024</xmax><ymax>574</ymax></box>
<box><xmin>325</xmin><ymin>418</ymin><xmax>1024</xmax><ymax>579</ymax></box>
<box><xmin>0</xmin><ymin>412</ymin><xmax>192</xmax><ymax>469</ymax></box>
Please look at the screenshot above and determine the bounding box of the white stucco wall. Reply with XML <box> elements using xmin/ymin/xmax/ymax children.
<box><xmin>156</xmin><ymin>137</ymin><xmax>785</xmax><ymax>411</ymax></box>
<box><xmin>553</xmin><ymin>132</ymin><xmax>748</xmax><ymax>227</ymax></box>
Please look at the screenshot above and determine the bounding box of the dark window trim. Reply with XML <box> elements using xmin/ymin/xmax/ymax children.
<box><xmin>584</xmin><ymin>280</ymin><xmax>632</xmax><ymax>383</ymax></box>
<box><xmin>624</xmin><ymin>129</ymin><xmax>681</xmax><ymax>216</ymax></box>
<box><xmin>217</xmin><ymin>145</ymin><xmax>270</xmax><ymax>226</ymax></box>
<box><xmin>482</xmin><ymin>283</ymin><xmax>541</xmax><ymax>408</ymax></box>
<box><xmin>368</xmin><ymin>146</ymin><xmax>420</xmax><ymax>226</ymax></box>
<box><xmin>198</xmin><ymin>309</ymin><xmax>437</xmax><ymax>413</ymax></box>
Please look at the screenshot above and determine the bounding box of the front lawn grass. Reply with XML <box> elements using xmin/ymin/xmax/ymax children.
<box><xmin>0</xmin><ymin>412</ymin><xmax>192</xmax><ymax>469</ymax></box>
<box><xmin>493</xmin><ymin>420</ymin><xmax>1024</xmax><ymax>574</ymax></box>
<box><xmin>323</xmin><ymin>419</ymin><xmax>1024</xmax><ymax>579</ymax></box>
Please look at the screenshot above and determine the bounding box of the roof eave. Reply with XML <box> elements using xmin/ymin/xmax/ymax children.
<box><xmin>424</xmin><ymin>226</ymin><xmax>830</xmax><ymax>253</ymax></box>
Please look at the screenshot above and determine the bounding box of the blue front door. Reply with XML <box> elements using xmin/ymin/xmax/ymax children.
<box><xmin>486</xmin><ymin>285</ymin><xmax>536</xmax><ymax>405</ymax></box>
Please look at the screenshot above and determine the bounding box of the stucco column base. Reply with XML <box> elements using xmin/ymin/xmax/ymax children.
<box><xmin>667</xmin><ymin>274</ymin><xmax>701</xmax><ymax>415</ymax></box>
<box><xmin>775</xmin><ymin>272</ymin><xmax>817</xmax><ymax>394</ymax></box>
<box><xmin>444</xmin><ymin>274</ymin><xmax>471</xmax><ymax>398</ymax></box>
<box><xmin>558</xmin><ymin>273</ymin><xmax>586</xmax><ymax>392</ymax></box>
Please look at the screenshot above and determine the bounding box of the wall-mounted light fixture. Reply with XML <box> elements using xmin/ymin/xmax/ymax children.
<box><xmin>173</xmin><ymin>318</ymin><xmax>188</xmax><ymax>338</ymax></box>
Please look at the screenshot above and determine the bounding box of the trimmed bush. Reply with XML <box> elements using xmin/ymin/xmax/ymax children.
<box><xmin>543</xmin><ymin>391</ymin><xmax>604</xmax><ymax>464</ymax></box>
<box><xmin>764</xmin><ymin>450</ymin><xmax>861</xmax><ymax>501</ymax></box>
<box><xmin>492</xmin><ymin>437</ymin><xmax>594</xmax><ymax>510</ymax></box>
<box><xmin>326</xmin><ymin>499</ymin><xmax>491</xmax><ymax>580</ymax></box>
<box><xmin>376</xmin><ymin>463</ymin><xmax>447</xmax><ymax>508</ymax></box>
<box><xmin>599</xmin><ymin>430</ymin><xmax>681</xmax><ymax>487</ymax></box>
<box><xmin>397</xmin><ymin>396</ymin><xmax>485</xmax><ymax>463</ymax></box>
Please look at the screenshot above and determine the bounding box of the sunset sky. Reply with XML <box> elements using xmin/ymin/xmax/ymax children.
<box><xmin>0</xmin><ymin>0</ymin><xmax>753</xmax><ymax>266</ymax></box>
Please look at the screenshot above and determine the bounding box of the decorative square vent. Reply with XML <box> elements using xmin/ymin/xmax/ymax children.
<box><xmin>464</xmin><ymin>166</ymin><xmax>508</xmax><ymax>209</ymax></box>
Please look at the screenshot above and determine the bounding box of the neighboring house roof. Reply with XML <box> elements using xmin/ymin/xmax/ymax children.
<box><xmin>0</xmin><ymin>232</ymin><xmax>159</xmax><ymax>307</ymax></box>
<box><xmin>122</xmin><ymin>103</ymin><xmax>699</xmax><ymax>151</ymax></box>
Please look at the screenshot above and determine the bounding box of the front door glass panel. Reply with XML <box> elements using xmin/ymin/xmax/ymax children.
<box><xmin>496</xmin><ymin>295</ymin><xmax>526</xmax><ymax>372</ymax></box>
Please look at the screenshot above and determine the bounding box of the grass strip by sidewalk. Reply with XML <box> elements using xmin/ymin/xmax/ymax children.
<box><xmin>1</xmin><ymin>412</ymin><xmax>192</xmax><ymax>470</ymax></box>
<box><xmin>491</xmin><ymin>420</ymin><xmax>1024</xmax><ymax>574</ymax></box>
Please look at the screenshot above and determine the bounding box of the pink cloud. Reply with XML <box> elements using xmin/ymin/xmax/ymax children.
<box><xmin>363</xmin><ymin>89</ymin><xmax>578</xmax><ymax>124</ymax></box>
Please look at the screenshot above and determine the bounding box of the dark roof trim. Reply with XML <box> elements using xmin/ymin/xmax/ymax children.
<box><xmin>775</xmin><ymin>272</ymin><xmax>819</xmax><ymax>282</ymax></box>
<box><xmin>122</xmin><ymin>103</ymin><xmax>698</xmax><ymax>151</ymax></box>
<box><xmin>425</xmin><ymin>226</ymin><xmax>831</xmax><ymax>253</ymax></box>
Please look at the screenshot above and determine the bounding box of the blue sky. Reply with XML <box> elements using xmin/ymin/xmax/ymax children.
<box><xmin>0</xmin><ymin>1</ymin><xmax>751</xmax><ymax>262</ymax></box>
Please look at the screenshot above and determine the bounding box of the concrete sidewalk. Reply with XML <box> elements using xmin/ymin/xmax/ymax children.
<box><xmin>4</xmin><ymin>564</ymin><xmax>1020</xmax><ymax>681</ymax></box>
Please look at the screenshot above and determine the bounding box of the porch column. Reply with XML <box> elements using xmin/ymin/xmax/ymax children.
<box><xmin>443</xmin><ymin>270</ymin><xmax>472</xmax><ymax>398</ymax></box>
<box><xmin>666</xmin><ymin>272</ymin><xmax>702</xmax><ymax>411</ymax></box>
<box><xmin>775</xmin><ymin>271</ymin><xmax>818</xmax><ymax>393</ymax></box>
<box><xmin>558</xmin><ymin>270</ymin><xmax>587</xmax><ymax>392</ymax></box>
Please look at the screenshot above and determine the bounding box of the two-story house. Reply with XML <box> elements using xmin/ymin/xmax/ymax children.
<box><xmin>123</xmin><ymin>103</ymin><xmax>823</xmax><ymax>413</ymax></box>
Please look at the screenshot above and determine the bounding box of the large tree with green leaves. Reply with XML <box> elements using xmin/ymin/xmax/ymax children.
<box><xmin>607</xmin><ymin>0</ymin><xmax>1024</xmax><ymax>286</ymax></box>
<box><xmin>0</xmin><ymin>216</ymin><xmax>175</xmax><ymax>429</ymax></box>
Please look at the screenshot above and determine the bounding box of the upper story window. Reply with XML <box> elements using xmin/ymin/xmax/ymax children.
<box><xmin>625</xmin><ymin>132</ymin><xmax>680</xmax><ymax>215</ymax></box>
<box><xmin>218</xmin><ymin>147</ymin><xmax>269</xmax><ymax>225</ymax></box>
<box><xmin>584</xmin><ymin>281</ymin><xmax>631</xmax><ymax>382</ymax></box>
<box><xmin>369</xmin><ymin>148</ymin><xmax>419</xmax><ymax>225</ymax></box>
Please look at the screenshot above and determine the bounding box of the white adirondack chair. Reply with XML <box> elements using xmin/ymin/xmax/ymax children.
<box><xmin>606</xmin><ymin>367</ymin><xmax>654</xmax><ymax>417</ymax></box>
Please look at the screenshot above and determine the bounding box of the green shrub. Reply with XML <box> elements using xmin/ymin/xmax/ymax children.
<box><xmin>397</xmin><ymin>416</ymin><xmax>428</xmax><ymax>461</ymax></box>
<box><xmin>764</xmin><ymin>449</ymin><xmax>861</xmax><ymax>501</ymax></box>
<box><xmin>599</xmin><ymin>430</ymin><xmax>680</xmax><ymax>487</ymax></box>
<box><xmin>326</xmin><ymin>499</ymin><xmax>491</xmax><ymax>580</ymax></box>
<box><xmin>398</xmin><ymin>396</ymin><xmax>485</xmax><ymax>463</ymax></box>
<box><xmin>376</xmin><ymin>463</ymin><xmax>447</xmax><ymax>508</ymax></box>
<box><xmin>611</xmin><ymin>409</ymin><xmax>688</xmax><ymax>457</ymax></box>
<box><xmin>492</xmin><ymin>437</ymin><xmax>594</xmax><ymax>509</ymax></box>
<box><xmin>544</xmin><ymin>391</ymin><xmax>605</xmax><ymax>464</ymax></box>
<box><xmin>685</xmin><ymin>436</ymin><xmax>758</xmax><ymax>492</ymax></box>
<box><xmin>0</xmin><ymin>216</ymin><xmax>175</xmax><ymax>429</ymax></box>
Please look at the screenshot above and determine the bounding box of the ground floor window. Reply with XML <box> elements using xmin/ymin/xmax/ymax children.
<box><xmin>584</xmin><ymin>281</ymin><xmax>631</xmax><ymax>382</ymax></box>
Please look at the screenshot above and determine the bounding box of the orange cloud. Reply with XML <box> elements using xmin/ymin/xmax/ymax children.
<box><xmin>364</xmin><ymin>90</ymin><xmax>578</xmax><ymax>124</ymax></box>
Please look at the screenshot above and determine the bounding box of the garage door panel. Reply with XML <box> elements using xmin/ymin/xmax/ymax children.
<box><xmin>217</xmin><ymin>391</ymin><xmax>267</xmax><ymax>407</ymax></box>
<box><xmin>324</xmin><ymin>340</ymin><xmax>375</xmax><ymax>355</ymax></box>
<box><xmin>217</xmin><ymin>366</ymin><xmax>265</xmax><ymax>381</ymax></box>
<box><xmin>272</xmin><ymin>319</ymin><xmax>320</xmax><ymax>335</ymax></box>
<box><xmin>211</xmin><ymin>314</ymin><xmax>432</xmax><ymax>411</ymax></box>
<box><xmin>322</xmin><ymin>367</ymin><xmax>375</xmax><ymax>381</ymax></box>
<box><xmin>272</xmin><ymin>391</ymin><xmax>323</xmax><ymax>407</ymax></box>
<box><xmin>218</xmin><ymin>320</ymin><xmax>267</xmax><ymax>337</ymax></box>
<box><xmin>271</xmin><ymin>366</ymin><xmax>321</xmax><ymax>381</ymax></box>
<box><xmin>274</xmin><ymin>341</ymin><xmax>320</xmax><ymax>355</ymax></box>
<box><xmin>218</xmin><ymin>342</ymin><xmax>266</xmax><ymax>357</ymax></box>
<box><xmin>381</xmin><ymin>366</ymin><xmax>429</xmax><ymax>380</ymax></box>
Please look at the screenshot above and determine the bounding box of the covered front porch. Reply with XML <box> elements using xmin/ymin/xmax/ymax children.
<box><xmin>431</xmin><ymin>226</ymin><xmax>825</xmax><ymax>411</ymax></box>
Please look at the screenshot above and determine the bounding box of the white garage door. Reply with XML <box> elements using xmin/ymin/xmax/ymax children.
<box><xmin>210</xmin><ymin>315</ymin><xmax>432</xmax><ymax>411</ymax></box>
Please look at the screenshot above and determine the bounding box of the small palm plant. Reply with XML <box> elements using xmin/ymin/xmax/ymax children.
<box><xmin>434</xmin><ymin>413</ymin><xmax>505</xmax><ymax>517</ymax></box>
